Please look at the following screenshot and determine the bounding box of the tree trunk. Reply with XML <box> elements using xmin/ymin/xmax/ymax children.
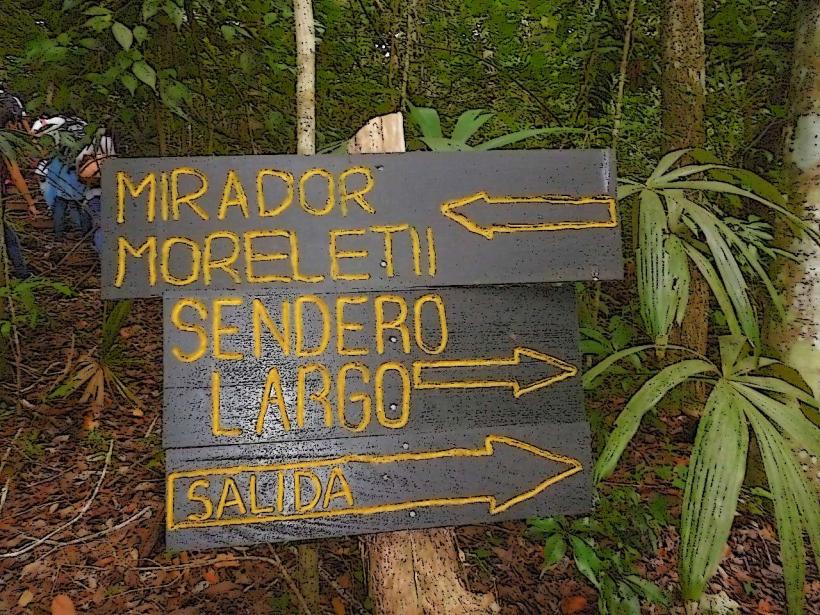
<box><xmin>661</xmin><ymin>0</ymin><xmax>709</xmax><ymax>414</ymax></box>
<box><xmin>293</xmin><ymin>0</ymin><xmax>321</xmax><ymax>610</ymax></box>
<box><xmin>769</xmin><ymin>0</ymin><xmax>820</xmax><ymax>396</ymax></box>
<box><xmin>349</xmin><ymin>113</ymin><xmax>498</xmax><ymax>615</ymax></box>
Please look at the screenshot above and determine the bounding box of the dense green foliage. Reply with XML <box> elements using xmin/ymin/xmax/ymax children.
<box><xmin>0</xmin><ymin>0</ymin><xmax>796</xmax><ymax>167</ymax></box>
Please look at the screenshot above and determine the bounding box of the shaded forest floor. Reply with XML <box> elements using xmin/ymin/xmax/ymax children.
<box><xmin>0</xmin><ymin>180</ymin><xmax>818</xmax><ymax>615</ymax></box>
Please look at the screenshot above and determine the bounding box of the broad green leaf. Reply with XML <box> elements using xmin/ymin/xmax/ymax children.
<box><xmin>683</xmin><ymin>199</ymin><xmax>760</xmax><ymax>346</ymax></box>
<box><xmin>542</xmin><ymin>534</ymin><xmax>567</xmax><ymax>568</ymax></box>
<box><xmin>418</xmin><ymin>137</ymin><xmax>463</xmax><ymax>152</ymax></box>
<box><xmin>569</xmin><ymin>536</ymin><xmax>601</xmax><ymax>588</ymax></box>
<box><xmin>84</xmin><ymin>6</ymin><xmax>112</xmax><ymax>16</ymax></box>
<box><xmin>660</xmin><ymin>180</ymin><xmax>819</xmax><ymax>243</ymax></box>
<box><xmin>408</xmin><ymin>103</ymin><xmax>442</xmax><ymax>139</ymax></box>
<box><xmin>746</xmin><ymin>405</ymin><xmax>810</xmax><ymax>614</ymax></box>
<box><xmin>594</xmin><ymin>359</ymin><xmax>716</xmax><ymax>481</ymax></box>
<box><xmin>111</xmin><ymin>22</ymin><xmax>133</xmax><ymax>50</ymax></box>
<box><xmin>132</xmin><ymin>60</ymin><xmax>156</xmax><ymax>90</ymax></box>
<box><xmin>718</xmin><ymin>335</ymin><xmax>749</xmax><ymax>375</ymax></box>
<box><xmin>617</xmin><ymin>183</ymin><xmax>643</xmax><ymax>200</ymax></box>
<box><xmin>722</xmin><ymin>167</ymin><xmax>786</xmax><ymax>206</ymax></box>
<box><xmin>582</xmin><ymin>344</ymin><xmax>657</xmax><ymax>389</ymax></box>
<box><xmin>733</xmin><ymin>375</ymin><xmax>819</xmax><ymax>408</ymax></box>
<box><xmin>680</xmin><ymin>382</ymin><xmax>749</xmax><ymax>602</ymax></box>
<box><xmin>732</xmin><ymin>382</ymin><xmax>820</xmax><ymax>453</ymax></box>
<box><xmin>142</xmin><ymin>0</ymin><xmax>160</xmax><ymax>20</ymax></box>
<box><xmin>474</xmin><ymin>127</ymin><xmax>582</xmax><ymax>151</ymax></box>
<box><xmin>653</xmin><ymin>163</ymin><xmax>736</xmax><ymax>184</ymax></box>
<box><xmin>133</xmin><ymin>25</ymin><xmax>149</xmax><ymax>44</ymax></box>
<box><xmin>624</xmin><ymin>576</ymin><xmax>668</xmax><ymax>605</ymax></box>
<box><xmin>120</xmin><ymin>73</ymin><xmax>138</xmax><ymax>95</ymax></box>
<box><xmin>451</xmin><ymin>109</ymin><xmax>494</xmax><ymax>144</ymax></box>
<box><xmin>636</xmin><ymin>190</ymin><xmax>688</xmax><ymax>348</ymax></box>
<box><xmin>682</xmin><ymin>243</ymin><xmax>741</xmax><ymax>337</ymax></box>
<box><xmin>649</xmin><ymin>149</ymin><xmax>689</xmax><ymax>182</ymax></box>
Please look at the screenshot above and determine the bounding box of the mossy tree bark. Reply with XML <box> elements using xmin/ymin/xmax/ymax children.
<box><xmin>661</xmin><ymin>0</ymin><xmax>709</xmax><ymax>414</ymax></box>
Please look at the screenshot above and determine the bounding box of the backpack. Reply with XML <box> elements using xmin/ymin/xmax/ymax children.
<box><xmin>0</xmin><ymin>91</ymin><xmax>25</xmax><ymax>127</ymax></box>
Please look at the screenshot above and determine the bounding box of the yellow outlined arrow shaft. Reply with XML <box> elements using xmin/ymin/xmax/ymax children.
<box><xmin>441</xmin><ymin>192</ymin><xmax>618</xmax><ymax>239</ymax></box>
<box><xmin>412</xmin><ymin>347</ymin><xmax>578</xmax><ymax>398</ymax></box>
<box><xmin>166</xmin><ymin>435</ymin><xmax>583</xmax><ymax>530</ymax></box>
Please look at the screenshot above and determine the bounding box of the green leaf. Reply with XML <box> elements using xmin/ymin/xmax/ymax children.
<box><xmin>221</xmin><ymin>24</ymin><xmax>236</xmax><ymax>41</ymax></box>
<box><xmin>542</xmin><ymin>534</ymin><xmax>567</xmax><ymax>568</ymax></box>
<box><xmin>636</xmin><ymin>190</ymin><xmax>688</xmax><ymax>348</ymax></box>
<box><xmin>731</xmin><ymin>383</ymin><xmax>820</xmax><ymax>454</ymax></box>
<box><xmin>419</xmin><ymin>137</ymin><xmax>464</xmax><ymax>152</ymax></box>
<box><xmin>451</xmin><ymin>109</ymin><xmax>494</xmax><ymax>144</ymax></box>
<box><xmin>679</xmin><ymin>382</ymin><xmax>749</xmax><ymax>602</ymax></box>
<box><xmin>682</xmin><ymin>243</ymin><xmax>742</xmax><ymax>337</ymax></box>
<box><xmin>617</xmin><ymin>183</ymin><xmax>643</xmax><ymax>200</ymax></box>
<box><xmin>683</xmin><ymin>199</ymin><xmax>760</xmax><ymax>346</ymax></box>
<box><xmin>746</xmin><ymin>404</ymin><xmax>813</xmax><ymax>614</ymax></box>
<box><xmin>659</xmin><ymin>180</ymin><xmax>818</xmax><ymax>243</ymax></box>
<box><xmin>569</xmin><ymin>536</ymin><xmax>601</xmax><ymax>588</ymax></box>
<box><xmin>84</xmin><ymin>6</ymin><xmax>112</xmax><ymax>16</ymax></box>
<box><xmin>132</xmin><ymin>60</ymin><xmax>156</xmax><ymax>90</ymax></box>
<box><xmin>594</xmin><ymin>359</ymin><xmax>716</xmax><ymax>481</ymax></box>
<box><xmin>133</xmin><ymin>25</ymin><xmax>149</xmax><ymax>44</ymax></box>
<box><xmin>474</xmin><ymin>127</ymin><xmax>582</xmax><ymax>150</ymax></box>
<box><xmin>408</xmin><ymin>103</ymin><xmax>443</xmax><ymax>139</ymax></box>
<box><xmin>142</xmin><ymin>0</ymin><xmax>160</xmax><ymax>20</ymax></box>
<box><xmin>649</xmin><ymin>149</ymin><xmax>689</xmax><ymax>182</ymax></box>
<box><xmin>120</xmin><ymin>73</ymin><xmax>138</xmax><ymax>95</ymax></box>
<box><xmin>624</xmin><ymin>576</ymin><xmax>668</xmax><ymax>605</ymax></box>
<box><xmin>111</xmin><ymin>22</ymin><xmax>133</xmax><ymax>50</ymax></box>
<box><xmin>733</xmin><ymin>375</ymin><xmax>819</xmax><ymax>409</ymax></box>
<box><xmin>582</xmin><ymin>344</ymin><xmax>657</xmax><ymax>389</ymax></box>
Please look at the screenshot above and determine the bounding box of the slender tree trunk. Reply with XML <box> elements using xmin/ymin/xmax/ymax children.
<box><xmin>294</xmin><ymin>0</ymin><xmax>316</xmax><ymax>156</ymax></box>
<box><xmin>293</xmin><ymin>0</ymin><xmax>321</xmax><ymax>610</ymax></box>
<box><xmin>661</xmin><ymin>0</ymin><xmax>709</xmax><ymax>414</ymax></box>
<box><xmin>349</xmin><ymin>113</ymin><xmax>498</xmax><ymax>615</ymax></box>
<box><xmin>769</xmin><ymin>1</ymin><xmax>820</xmax><ymax>396</ymax></box>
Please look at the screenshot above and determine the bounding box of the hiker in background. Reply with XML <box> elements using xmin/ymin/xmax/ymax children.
<box><xmin>0</xmin><ymin>84</ymin><xmax>33</xmax><ymax>278</ymax></box>
<box><xmin>31</xmin><ymin>113</ymin><xmax>89</xmax><ymax>238</ymax></box>
<box><xmin>76</xmin><ymin>125</ymin><xmax>115</xmax><ymax>253</ymax></box>
<box><xmin>0</xmin><ymin>84</ymin><xmax>38</xmax><ymax>217</ymax></box>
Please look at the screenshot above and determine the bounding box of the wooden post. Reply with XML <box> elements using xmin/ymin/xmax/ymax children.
<box><xmin>349</xmin><ymin>112</ymin><xmax>498</xmax><ymax>615</ymax></box>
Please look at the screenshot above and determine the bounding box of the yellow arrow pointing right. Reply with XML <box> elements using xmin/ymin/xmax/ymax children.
<box><xmin>413</xmin><ymin>347</ymin><xmax>578</xmax><ymax>397</ymax></box>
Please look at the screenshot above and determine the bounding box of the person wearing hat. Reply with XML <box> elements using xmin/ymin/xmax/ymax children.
<box><xmin>31</xmin><ymin>112</ymin><xmax>90</xmax><ymax>238</ymax></box>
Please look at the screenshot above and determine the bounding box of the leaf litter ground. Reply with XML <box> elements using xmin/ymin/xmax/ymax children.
<box><xmin>0</xmin><ymin>181</ymin><xmax>817</xmax><ymax>614</ymax></box>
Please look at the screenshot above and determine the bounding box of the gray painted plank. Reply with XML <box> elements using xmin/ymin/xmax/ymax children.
<box><xmin>102</xmin><ymin>150</ymin><xmax>621</xmax><ymax>298</ymax></box>
<box><xmin>165</xmin><ymin>422</ymin><xmax>592</xmax><ymax>548</ymax></box>
<box><xmin>162</xmin><ymin>284</ymin><xmax>582</xmax><ymax>449</ymax></box>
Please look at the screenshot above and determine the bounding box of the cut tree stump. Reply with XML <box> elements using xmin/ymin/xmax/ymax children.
<box><xmin>348</xmin><ymin>112</ymin><xmax>499</xmax><ymax>615</ymax></box>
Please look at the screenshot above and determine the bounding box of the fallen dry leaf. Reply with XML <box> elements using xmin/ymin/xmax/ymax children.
<box><xmin>559</xmin><ymin>595</ymin><xmax>588</xmax><ymax>614</ymax></box>
<box><xmin>203</xmin><ymin>568</ymin><xmax>219</xmax><ymax>584</ymax></box>
<box><xmin>756</xmin><ymin>598</ymin><xmax>775</xmax><ymax>614</ymax></box>
<box><xmin>18</xmin><ymin>589</ymin><xmax>34</xmax><ymax>607</ymax></box>
<box><xmin>331</xmin><ymin>596</ymin><xmax>346</xmax><ymax>615</ymax></box>
<box><xmin>51</xmin><ymin>594</ymin><xmax>76</xmax><ymax>615</ymax></box>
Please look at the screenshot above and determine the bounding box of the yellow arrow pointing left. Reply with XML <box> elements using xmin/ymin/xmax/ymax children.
<box><xmin>441</xmin><ymin>192</ymin><xmax>618</xmax><ymax>239</ymax></box>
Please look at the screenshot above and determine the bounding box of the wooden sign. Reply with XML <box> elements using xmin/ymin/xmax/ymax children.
<box><xmin>99</xmin><ymin>150</ymin><xmax>621</xmax><ymax>549</ymax></box>
<box><xmin>163</xmin><ymin>285</ymin><xmax>591</xmax><ymax>548</ymax></box>
<box><xmin>101</xmin><ymin>150</ymin><xmax>620</xmax><ymax>299</ymax></box>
